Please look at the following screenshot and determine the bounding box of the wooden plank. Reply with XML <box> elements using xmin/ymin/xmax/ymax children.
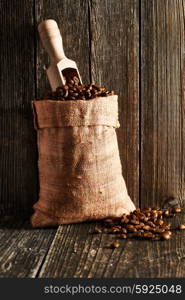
<box><xmin>0</xmin><ymin>217</ymin><xmax>56</xmax><ymax>278</ymax></box>
<box><xmin>35</xmin><ymin>0</ymin><xmax>90</xmax><ymax>98</ymax></box>
<box><xmin>39</xmin><ymin>211</ymin><xmax>185</xmax><ymax>278</ymax></box>
<box><xmin>140</xmin><ymin>0</ymin><xmax>185</xmax><ymax>207</ymax></box>
<box><xmin>0</xmin><ymin>0</ymin><xmax>38</xmax><ymax>215</ymax></box>
<box><xmin>89</xmin><ymin>0</ymin><xmax>139</xmax><ymax>206</ymax></box>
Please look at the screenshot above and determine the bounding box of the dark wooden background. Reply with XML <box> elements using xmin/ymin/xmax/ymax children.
<box><xmin>0</xmin><ymin>0</ymin><xmax>185</xmax><ymax>216</ymax></box>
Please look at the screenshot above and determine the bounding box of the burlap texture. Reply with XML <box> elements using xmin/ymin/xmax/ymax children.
<box><xmin>31</xmin><ymin>95</ymin><xmax>135</xmax><ymax>227</ymax></box>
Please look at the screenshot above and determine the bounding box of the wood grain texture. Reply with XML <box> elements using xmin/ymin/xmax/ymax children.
<box><xmin>0</xmin><ymin>217</ymin><xmax>56</xmax><ymax>278</ymax></box>
<box><xmin>89</xmin><ymin>0</ymin><xmax>139</xmax><ymax>206</ymax></box>
<box><xmin>0</xmin><ymin>0</ymin><xmax>38</xmax><ymax>215</ymax></box>
<box><xmin>35</xmin><ymin>0</ymin><xmax>90</xmax><ymax>98</ymax></box>
<box><xmin>140</xmin><ymin>0</ymin><xmax>185</xmax><ymax>207</ymax></box>
<box><xmin>38</xmin><ymin>211</ymin><xmax>185</xmax><ymax>278</ymax></box>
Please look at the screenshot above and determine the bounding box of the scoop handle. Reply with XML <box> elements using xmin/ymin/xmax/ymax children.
<box><xmin>38</xmin><ymin>19</ymin><xmax>65</xmax><ymax>63</ymax></box>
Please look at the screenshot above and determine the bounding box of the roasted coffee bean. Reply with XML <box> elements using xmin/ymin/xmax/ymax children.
<box><xmin>155</xmin><ymin>219</ymin><xmax>164</xmax><ymax>226</ymax></box>
<box><xmin>163</xmin><ymin>210</ymin><xmax>170</xmax><ymax>217</ymax></box>
<box><xmin>143</xmin><ymin>217</ymin><xmax>149</xmax><ymax>222</ymax></box>
<box><xmin>163</xmin><ymin>224</ymin><xmax>171</xmax><ymax>230</ymax></box>
<box><xmin>142</xmin><ymin>232</ymin><xmax>155</xmax><ymax>239</ymax></box>
<box><xmin>160</xmin><ymin>231</ymin><xmax>171</xmax><ymax>240</ymax></box>
<box><xmin>130</xmin><ymin>213</ymin><xmax>137</xmax><ymax>220</ymax></box>
<box><xmin>93</xmin><ymin>205</ymin><xmax>184</xmax><ymax>245</ymax></box>
<box><xmin>157</xmin><ymin>210</ymin><xmax>163</xmax><ymax>216</ymax></box>
<box><xmin>147</xmin><ymin>221</ymin><xmax>156</xmax><ymax>228</ymax></box>
<box><xmin>130</xmin><ymin>227</ymin><xmax>137</xmax><ymax>233</ymax></box>
<box><xmin>153</xmin><ymin>227</ymin><xmax>165</xmax><ymax>233</ymax></box>
<box><xmin>121</xmin><ymin>228</ymin><xmax>127</xmax><ymax>234</ymax></box>
<box><xmin>126</xmin><ymin>224</ymin><xmax>137</xmax><ymax>232</ymax></box>
<box><xmin>132</xmin><ymin>232</ymin><xmax>141</xmax><ymax>238</ymax></box>
<box><xmin>172</xmin><ymin>207</ymin><xmax>182</xmax><ymax>213</ymax></box>
<box><xmin>108</xmin><ymin>227</ymin><xmax>121</xmax><ymax>233</ymax></box>
<box><xmin>130</xmin><ymin>219</ymin><xmax>140</xmax><ymax>225</ymax></box>
<box><xmin>143</xmin><ymin>225</ymin><xmax>151</xmax><ymax>231</ymax></box>
<box><xmin>120</xmin><ymin>217</ymin><xmax>129</xmax><ymax>224</ymax></box>
<box><xmin>178</xmin><ymin>224</ymin><xmax>185</xmax><ymax>230</ymax></box>
<box><xmin>139</xmin><ymin>222</ymin><xmax>145</xmax><ymax>227</ymax></box>
<box><xmin>119</xmin><ymin>233</ymin><xmax>127</xmax><ymax>239</ymax></box>
<box><xmin>110</xmin><ymin>241</ymin><xmax>120</xmax><ymax>248</ymax></box>
<box><xmin>145</xmin><ymin>212</ymin><xmax>151</xmax><ymax>217</ymax></box>
<box><xmin>73</xmin><ymin>76</ymin><xmax>80</xmax><ymax>85</ymax></box>
<box><xmin>135</xmin><ymin>224</ymin><xmax>143</xmax><ymax>230</ymax></box>
<box><xmin>43</xmin><ymin>79</ymin><xmax>114</xmax><ymax>101</ymax></box>
<box><xmin>150</xmin><ymin>212</ymin><xmax>158</xmax><ymax>219</ymax></box>
<box><xmin>137</xmin><ymin>213</ymin><xmax>145</xmax><ymax>220</ymax></box>
<box><xmin>94</xmin><ymin>227</ymin><xmax>102</xmax><ymax>233</ymax></box>
<box><xmin>133</xmin><ymin>208</ymin><xmax>141</xmax><ymax>214</ymax></box>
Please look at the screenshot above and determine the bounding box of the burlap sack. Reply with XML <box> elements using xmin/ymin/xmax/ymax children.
<box><xmin>31</xmin><ymin>95</ymin><xmax>135</xmax><ymax>227</ymax></box>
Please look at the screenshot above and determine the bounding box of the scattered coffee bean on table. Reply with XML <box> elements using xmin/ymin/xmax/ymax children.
<box><xmin>43</xmin><ymin>76</ymin><xmax>114</xmax><ymax>101</ymax></box>
<box><xmin>178</xmin><ymin>224</ymin><xmax>185</xmax><ymax>230</ymax></box>
<box><xmin>94</xmin><ymin>227</ymin><xmax>102</xmax><ymax>234</ymax></box>
<box><xmin>110</xmin><ymin>241</ymin><xmax>120</xmax><ymax>249</ymax></box>
<box><xmin>160</xmin><ymin>231</ymin><xmax>172</xmax><ymax>240</ymax></box>
<box><xmin>92</xmin><ymin>206</ymin><xmax>184</xmax><ymax>248</ymax></box>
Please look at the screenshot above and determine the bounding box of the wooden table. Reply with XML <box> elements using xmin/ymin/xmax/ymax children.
<box><xmin>0</xmin><ymin>0</ymin><xmax>185</xmax><ymax>278</ymax></box>
<box><xmin>0</xmin><ymin>212</ymin><xmax>185</xmax><ymax>278</ymax></box>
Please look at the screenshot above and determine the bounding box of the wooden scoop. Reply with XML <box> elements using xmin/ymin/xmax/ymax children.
<box><xmin>38</xmin><ymin>19</ymin><xmax>82</xmax><ymax>91</ymax></box>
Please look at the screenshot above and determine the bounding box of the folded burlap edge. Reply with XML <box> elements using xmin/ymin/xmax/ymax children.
<box><xmin>32</xmin><ymin>95</ymin><xmax>120</xmax><ymax>129</ymax></box>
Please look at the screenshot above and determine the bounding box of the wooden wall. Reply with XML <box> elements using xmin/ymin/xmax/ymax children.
<box><xmin>0</xmin><ymin>0</ymin><xmax>184</xmax><ymax>216</ymax></box>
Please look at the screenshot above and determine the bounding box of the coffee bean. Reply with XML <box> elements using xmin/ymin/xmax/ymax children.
<box><xmin>147</xmin><ymin>221</ymin><xmax>156</xmax><ymax>228</ymax></box>
<box><xmin>108</xmin><ymin>227</ymin><xmax>121</xmax><ymax>233</ymax></box>
<box><xmin>143</xmin><ymin>225</ymin><xmax>151</xmax><ymax>231</ymax></box>
<box><xmin>178</xmin><ymin>224</ymin><xmax>185</xmax><ymax>230</ymax></box>
<box><xmin>92</xmin><ymin>206</ymin><xmax>184</xmax><ymax>245</ymax></box>
<box><xmin>145</xmin><ymin>212</ymin><xmax>151</xmax><ymax>217</ymax></box>
<box><xmin>126</xmin><ymin>224</ymin><xmax>137</xmax><ymax>232</ymax></box>
<box><xmin>139</xmin><ymin>222</ymin><xmax>145</xmax><ymax>227</ymax></box>
<box><xmin>172</xmin><ymin>207</ymin><xmax>182</xmax><ymax>213</ymax></box>
<box><xmin>119</xmin><ymin>234</ymin><xmax>127</xmax><ymax>239</ymax></box>
<box><xmin>132</xmin><ymin>232</ymin><xmax>142</xmax><ymax>238</ymax></box>
<box><xmin>160</xmin><ymin>231</ymin><xmax>171</xmax><ymax>240</ymax></box>
<box><xmin>43</xmin><ymin>78</ymin><xmax>114</xmax><ymax>101</ymax></box>
<box><xmin>94</xmin><ymin>227</ymin><xmax>102</xmax><ymax>234</ymax></box>
<box><xmin>157</xmin><ymin>210</ymin><xmax>163</xmax><ymax>216</ymax></box>
<box><xmin>163</xmin><ymin>223</ymin><xmax>171</xmax><ymax>230</ymax></box>
<box><xmin>110</xmin><ymin>241</ymin><xmax>120</xmax><ymax>248</ymax></box>
<box><xmin>135</xmin><ymin>224</ymin><xmax>143</xmax><ymax>229</ymax></box>
<box><xmin>133</xmin><ymin>208</ymin><xmax>141</xmax><ymax>214</ymax></box>
<box><xmin>73</xmin><ymin>76</ymin><xmax>80</xmax><ymax>85</ymax></box>
<box><xmin>142</xmin><ymin>232</ymin><xmax>155</xmax><ymax>239</ymax></box>
<box><xmin>155</xmin><ymin>219</ymin><xmax>164</xmax><ymax>226</ymax></box>
<box><xmin>143</xmin><ymin>217</ymin><xmax>149</xmax><ymax>222</ymax></box>
<box><xmin>163</xmin><ymin>210</ymin><xmax>170</xmax><ymax>217</ymax></box>
<box><xmin>130</xmin><ymin>219</ymin><xmax>140</xmax><ymax>225</ymax></box>
<box><xmin>153</xmin><ymin>227</ymin><xmax>165</xmax><ymax>233</ymax></box>
<box><xmin>150</xmin><ymin>212</ymin><xmax>158</xmax><ymax>219</ymax></box>
<box><xmin>120</xmin><ymin>217</ymin><xmax>129</xmax><ymax>224</ymax></box>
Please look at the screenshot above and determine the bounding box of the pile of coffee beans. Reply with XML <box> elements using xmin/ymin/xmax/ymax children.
<box><xmin>93</xmin><ymin>207</ymin><xmax>185</xmax><ymax>248</ymax></box>
<box><xmin>43</xmin><ymin>76</ymin><xmax>114</xmax><ymax>101</ymax></box>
